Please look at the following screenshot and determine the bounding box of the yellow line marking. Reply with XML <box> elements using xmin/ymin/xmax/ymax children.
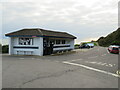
<box><xmin>116</xmin><ymin>70</ymin><xmax>120</xmax><ymax>75</ymax></box>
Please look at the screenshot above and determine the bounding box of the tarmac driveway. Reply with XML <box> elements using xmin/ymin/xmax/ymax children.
<box><xmin>2</xmin><ymin>47</ymin><xmax>119</xmax><ymax>88</ymax></box>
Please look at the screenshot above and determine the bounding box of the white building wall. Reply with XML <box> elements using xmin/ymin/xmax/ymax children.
<box><xmin>9</xmin><ymin>38</ymin><xmax>11</xmax><ymax>55</ymax></box>
<box><xmin>53</xmin><ymin>39</ymin><xmax>75</xmax><ymax>51</ymax></box>
<box><xmin>9</xmin><ymin>37</ymin><xmax>14</xmax><ymax>55</ymax></box>
<box><xmin>70</xmin><ymin>39</ymin><xmax>74</xmax><ymax>49</ymax></box>
<box><xmin>9</xmin><ymin>37</ymin><xmax>74</xmax><ymax>56</ymax></box>
<box><xmin>34</xmin><ymin>37</ymin><xmax>43</xmax><ymax>56</ymax></box>
<box><xmin>13</xmin><ymin>37</ymin><xmax>18</xmax><ymax>45</ymax></box>
<box><xmin>10</xmin><ymin>37</ymin><xmax>43</xmax><ymax>56</ymax></box>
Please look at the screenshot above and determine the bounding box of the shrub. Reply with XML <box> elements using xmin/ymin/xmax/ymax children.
<box><xmin>2</xmin><ymin>45</ymin><xmax>9</xmax><ymax>53</ymax></box>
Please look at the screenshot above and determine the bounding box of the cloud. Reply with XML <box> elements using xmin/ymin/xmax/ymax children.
<box><xmin>1</xmin><ymin>0</ymin><xmax>119</xmax><ymax>44</ymax></box>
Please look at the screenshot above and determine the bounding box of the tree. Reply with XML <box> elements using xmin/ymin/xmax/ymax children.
<box><xmin>97</xmin><ymin>28</ymin><xmax>120</xmax><ymax>47</ymax></box>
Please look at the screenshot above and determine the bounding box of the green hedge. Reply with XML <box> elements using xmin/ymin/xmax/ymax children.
<box><xmin>2</xmin><ymin>45</ymin><xmax>9</xmax><ymax>53</ymax></box>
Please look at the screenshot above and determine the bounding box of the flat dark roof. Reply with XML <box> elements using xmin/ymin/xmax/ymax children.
<box><xmin>5</xmin><ymin>28</ymin><xmax>76</xmax><ymax>39</ymax></box>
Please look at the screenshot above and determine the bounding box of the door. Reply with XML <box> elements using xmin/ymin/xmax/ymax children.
<box><xmin>43</xmin><ymin>38</ymin><xmax>54</xmax><ymax>55</ymax></box>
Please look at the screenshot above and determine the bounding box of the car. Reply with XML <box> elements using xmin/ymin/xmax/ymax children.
<box><xmin>79</xmin><ymin>44</ymin><xmax>90</xmax><ymax>49</ymax></box>
<box><xmin>86</xmin><ymin>43</ymin><xmax>94</xmax><ymax>48</ymax></box>
<box><xmin>108</xmin><ymin>45</ymin><xmax>120</xmax><ymax>54</ymax></box>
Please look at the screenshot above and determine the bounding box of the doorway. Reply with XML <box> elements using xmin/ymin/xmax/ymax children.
<box><xmin>43</xmin><ymin>38</ymin><xmax>54</xmax><ymax>55</ymax></box>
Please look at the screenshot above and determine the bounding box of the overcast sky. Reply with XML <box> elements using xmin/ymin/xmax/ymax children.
<box><xmin>0</xmin><ymin>0</ymin><xmax>119</xmax><ymax>44</ymax></box>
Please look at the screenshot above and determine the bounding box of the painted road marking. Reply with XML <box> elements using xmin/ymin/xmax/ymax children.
<box><xmin>88</xmin><ymin>56</ymin><xmax>98</xmax><ymax>59</ymax></box>
<box><xmin>97</xmin><ymin>62</ymin><xmax>103</xmax><ymax>65</ymax></box>
<box><xmin>85</xmin><ymin>61</ymin><xmax>113</xmax><ymax>67</ymax></box>
<box><xmin>101</xmin><ymin>63</ymin><xmax>107</xmax><ymax>65</ymax></box>
<box><xmin>105</xmin><ymin>65</ymin><xmax>109</xmax><ymax>67</ymax></box>
<box><xmin>108</xmin><ymin>64</ymin><xmax>113</xmax><ymax>67</ymax></box>
<box><xmin>107</xmin><ymin>49</ymin><xmax>110</xmax><ymax>54</ymax></box>
<box><xmin>63</xmin><ymin>61</ymin><xmax>120</xmax><ymax>78</ymax></box>
<box><xmin>71</xmin><ymin>59</ymin><xmax>83</xmax><ymax>62</ymax></box>
<box><xmin>116</xmin><ymin>70</ymin><xmax>120</xmax><ymax>75</ymax></box>
<box><xmin>85</xmin><ymin>61</ymin><xmax>97</xmax><ymax>64</ymax></box>
<box><xmin>101</xmin><ymin>54</ymin><xmax>106</xmax><ymax>56</ymax></box>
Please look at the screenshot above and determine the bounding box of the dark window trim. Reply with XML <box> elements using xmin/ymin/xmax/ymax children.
<box><xmin>13</xmin><ymin>46</ymin><xmax>39</xmax><ymax>49</ymax></box>
<box><xmin>53</xmin><ymin>45</ymin><xmax>70</xmax><ymax>48</ymax></box>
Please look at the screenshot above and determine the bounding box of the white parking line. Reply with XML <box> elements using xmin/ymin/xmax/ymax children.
<box><xmin>101</xmin><ymin>63</ymin><xmax>107</xmax><ymax>65</ymax></box>
<box><xmin>85</xmin><ymin>61</ymin><xmax>97</xmax><ymax>64</ymax></box>
<box><xmin>107</xmin><ymin>49</ymin><xmax>110</xmax><ymax>54</ymax></box>
<box><xmin>85</xmin><ymin>61</ymin><xmax>113</xmax><ymax>67</ymax></box>
<box><xmin>63</xmin><ymin>61</ymin><xmax>120</xmax><ymax>78</ymax></box>
<box><xmin>97</xmin><ymin>62</ymin><xmax>102</xmax><ymax>65</ymax></box>
<box><xmin>71</xmin><ymin>59</ymin><xmax>83</xmax><ymax>62</ymax></box>
<box><xmin>88</xmin><ymin>56</ymin><xmax>98</xmax><ymax>59</ymax></box>
<box><xmin>101</xmin><ymin>54</ymin><xmax>106</xmax><ymax>56</ymax></box>
<box><xmin>108</xmin><ymin>64</ymin><xmax>113</xmax><ymax>67</ymax></box>
<box><xmin>105</xmin><ymin>65</ymin><xmax>109</xmax><ymax>67</ymax></box>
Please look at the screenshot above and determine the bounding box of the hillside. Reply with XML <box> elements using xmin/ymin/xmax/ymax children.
<box><xmin>97</xmin><ymin>28</ymin><xmax>120</xmax><ymax>47</ymax></box>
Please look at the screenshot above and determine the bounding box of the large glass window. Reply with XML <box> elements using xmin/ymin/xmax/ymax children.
<box><xmin>50</xmin><ymin>39</ymin><xmax>55</xmax><ymax>44</ymax></box>
<box><xmin>56</xmin><ymin>40</ymin><xmax>61</xmax><ymax>44</ymax></box>
<box><xmin>19</xmin><ymin>38</ymin><xmax>33</xmax><ymax>45</ymax></box>
<box><xmin>62</xmin><ymin>40</ymin><xmax>66</xmax><ymax>44</ymax></box>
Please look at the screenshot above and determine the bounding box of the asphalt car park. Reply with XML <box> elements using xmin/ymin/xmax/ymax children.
<box><xmin>2</xmin><ymin>46</ymin><xmax>119</xmax><ymax>88</ymax></box>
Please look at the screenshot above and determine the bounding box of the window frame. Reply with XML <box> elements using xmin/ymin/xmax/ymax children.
<box><xmin>62</xmin><ymin>40</ymin><xmax>66</xmax><ymax>44</ymax></box>
<box><xmin>56</xmin><ymin>40</ymin><xmax>61</xmax><ymax>44</ymax></box>
<box><xmin>19</xmin><ymin>38</ymin><xmax>33</xmax><ymax>45</ymax></box>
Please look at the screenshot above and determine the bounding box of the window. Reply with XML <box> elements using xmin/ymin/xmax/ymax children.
<box><xmin>62</xmin><ymin>40</ymin><xmax>66</xmax><ymax>44</ymax></box>
<box><xmin>50</xmin><ymin>39</ymin><xmax>55</xmax><ymax>44</ymax></box>
<box><xmin>19</xmin><ymin>38</ymin><xmax>33</xmax><ymax>45</ymax></box>
<box><xmin>56</xmin><ymin>40</ymin><xmax>60</xmax><ymax>44</ymax></box>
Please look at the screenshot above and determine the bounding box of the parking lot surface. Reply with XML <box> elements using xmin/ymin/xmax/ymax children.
<box><xmin>2</xmin><ymin>46</ymin><xmax>119</xmax><ymax>88</ymax></box>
